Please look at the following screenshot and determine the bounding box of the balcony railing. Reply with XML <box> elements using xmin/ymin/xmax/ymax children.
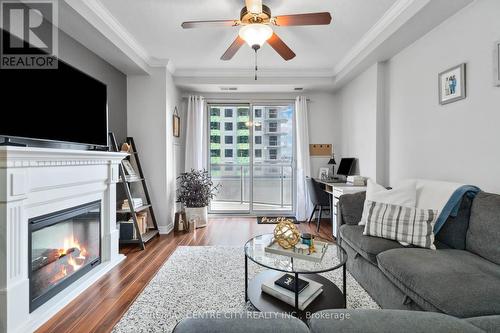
<box><xmin>210</xmin><ymin>163</ymin><xmax>293</xmax><ymax>211</ymax></box>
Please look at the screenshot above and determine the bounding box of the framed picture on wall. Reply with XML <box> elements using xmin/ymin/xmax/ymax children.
<box><xmin>494</xmin><ymin>41</ymin><xmax>500</xmax><ymax>87</ymax></box>
<box><xmin>438</xmin><ymin>63</ymin><xmax>466</xmax><ymax>105</ymax></box>
<box><xmin>173</xmin><ymin>107</ymin><xmax>180</xmax><ymax>137</ymax></box>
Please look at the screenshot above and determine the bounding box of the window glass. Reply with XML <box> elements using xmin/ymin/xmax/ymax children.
<box><xmin>237</xmin><ymin>136</ymin><xmax>249</xmax><ymax>144</ymax></box>
<box><xmin>269</xmin><ymin>149</ymin><xmax>277</xmax><ymax>160</ymax></box>
<box><xmin>238</xmin><ymin>108</ymin><xmax>249</xmax><ymax>117</ymax></box>
<box><xmin>237</xmin><ymin>149</ymin><xmax>249</xmax><ymax>157</ymax></box>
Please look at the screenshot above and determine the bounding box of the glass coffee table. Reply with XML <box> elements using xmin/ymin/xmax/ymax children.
<box><xmin>244</xmin><ymin>233</ymin><xmax>347</xmax><ymax>318</ymax></box>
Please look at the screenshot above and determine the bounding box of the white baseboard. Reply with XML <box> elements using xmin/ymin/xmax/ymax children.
<box><xmin>158</xmin><ymin>224</ymin><xmax>173</xmax><ymax>234</ymax></box>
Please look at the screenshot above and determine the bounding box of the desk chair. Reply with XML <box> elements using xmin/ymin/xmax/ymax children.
<box><xmin>306</xmin><ymin>177</ymin><xmax>331</xmax><ymax>232</ymax></box>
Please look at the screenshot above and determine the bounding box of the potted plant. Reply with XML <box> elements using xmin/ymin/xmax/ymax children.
<box><xmin>176</xmin><ymin>169</ymin><xmax>220</xmax><ymax>228</ymax></box>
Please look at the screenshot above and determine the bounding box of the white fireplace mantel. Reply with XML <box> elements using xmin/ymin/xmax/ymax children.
<box><xmin>0</xmin><ymin>146</ymin><xmax>127</xmax><ymax>333</ymax></box>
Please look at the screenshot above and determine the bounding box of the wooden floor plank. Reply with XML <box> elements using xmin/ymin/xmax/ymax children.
<box><xmin>36</xmin><ymin>217</ymin><xmax>333</xmax><ymax>333</ymax></box>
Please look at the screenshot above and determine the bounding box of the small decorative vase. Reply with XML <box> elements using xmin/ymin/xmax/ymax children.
<box><xmin>185</xmin><ymin>206</ymin><xmax>208</xmax><ymax>229</ymax></box>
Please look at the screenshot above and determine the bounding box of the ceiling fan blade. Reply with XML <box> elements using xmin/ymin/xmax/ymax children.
<box><xmin>245</xmin><ymin>0</ymin><xmax>262</xmax><ymax>14</ymax></box>
<box><xmin>273</xmin><ymin>12</ymin><xmax>332</xmax><ymax>26</ymax></box>
<box><xmin>267</xmin><ymin>33</ymin><xmax>296</xmax><ymax>61</ymax></box>
<box><xmin>181</xmin><ymin>19</ymin><xmax>240</xmax><ymax>29</ymax></box>
<box><xmin>221</xmin><ymin>36</ymin><xmax>245</xmax><ymax>60</ymax></box>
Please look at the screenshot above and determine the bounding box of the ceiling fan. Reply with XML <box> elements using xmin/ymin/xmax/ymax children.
<box><xmin>181</xmin><ymin>0</ymin><xmax>332</xmax><ymax>62</ymax></box>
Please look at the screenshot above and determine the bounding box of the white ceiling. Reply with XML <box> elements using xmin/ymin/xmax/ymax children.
<box><xmin>97</xmin><ymin>0</ymin><xmax>398</xmax><ymax>71</ymax></box>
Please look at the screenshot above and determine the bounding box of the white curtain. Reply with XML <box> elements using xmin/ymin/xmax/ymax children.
<box><xmin>295</xmin><ymin>96</ymin><xmax>313</xmax><ymax>221</ymax></box>
<box><xmin>184</xmin><ymin>95</ymin><xmax>207</xmax><ymax>171</ymax></box>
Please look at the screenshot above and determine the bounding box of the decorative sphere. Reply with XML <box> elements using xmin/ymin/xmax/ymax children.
<box><xmin>273</xmin><ymin>218</ymin><xmax>301</xmax><ymax>249</ymax></box>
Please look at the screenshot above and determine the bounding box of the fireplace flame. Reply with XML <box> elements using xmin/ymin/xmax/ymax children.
<box><xmin>49</xmin><ymin>235</ymin><xmax>89</xmax><ymax>284</ymax></box>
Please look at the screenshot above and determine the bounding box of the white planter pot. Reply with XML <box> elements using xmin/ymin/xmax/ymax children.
<box><xmin>185</xmin><ymin>206</ymin><xmax>208</xmax><ymax>229</ymax></box>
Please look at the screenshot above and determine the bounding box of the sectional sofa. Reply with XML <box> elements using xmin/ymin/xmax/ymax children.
<box><xmin>337</xmin><ymin>190</ymin><xmax>500</xmax><ymax>318</ymax></box>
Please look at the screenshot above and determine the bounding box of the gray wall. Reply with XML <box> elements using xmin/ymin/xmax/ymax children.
<box><xmin>59</xmin><ymin>29</ymin><xmax>127</xmax><ymax>145</ymax></box>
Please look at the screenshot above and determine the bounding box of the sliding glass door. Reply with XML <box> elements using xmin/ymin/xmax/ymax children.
<box><xmin>208</xmin><ymin>102</ymin><xmax>295</xmax><ymax>215</ymax></box>
<box><xmin>208</xmin><ymin>104</ymin><xmax>251</xmax><ymax>213</ymax></box>
<box><xmin>251</xmin><ymin>104</ymin><xmax>294</xmax><ymax>213</ymax></box>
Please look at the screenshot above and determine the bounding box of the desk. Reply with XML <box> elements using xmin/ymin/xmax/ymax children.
<box><xmin>315</xmin><ymin>179</ymin><xmax>367</xmax><ymax>238</ymax></box>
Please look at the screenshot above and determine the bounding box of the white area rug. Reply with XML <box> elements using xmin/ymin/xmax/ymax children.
<box><xmin>113</xmin><ymin>246</ymin><xmax>378</xmax><ymax>333</ymax></box>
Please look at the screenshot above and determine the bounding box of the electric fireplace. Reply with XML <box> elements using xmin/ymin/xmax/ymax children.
<box><xmin>28</xmin><ymin>201</ymin><xmax>101</xmax><ymax>312</ymax></box>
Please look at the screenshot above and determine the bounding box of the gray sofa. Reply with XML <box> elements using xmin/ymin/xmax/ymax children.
<box><xmin>337</xmin><ymin>190</ymin><xmax>500</xmax><ymax>318</ymax></box>
<box><xmin>173</xmin><ymin>310</ymin><xmax>500</xmax><ymax>333</ymax></box>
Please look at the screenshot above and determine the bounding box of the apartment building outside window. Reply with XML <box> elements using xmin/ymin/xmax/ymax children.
<box><xmin>238</xmin><ymin>108</ymin><xmax>249</xmax><ymax>117</ymax></box>
<box><xmin>237</xmin><ymin>149</ymin><xmax>249</xmax><ymax>157</ymax></box>
<box><xmin>237</xmin><ymin>136</ymin><xmax>249</xmax><ymax>144</ymax></box>
<box><xmin>269</xmin><ymin>149</ymin><xmax>278</xmax><ymax>160</ymax></box>
<box><xmin>208</xmin><ymin>103</ymin><xmax>294</xmax><ymax>214</ymax></box>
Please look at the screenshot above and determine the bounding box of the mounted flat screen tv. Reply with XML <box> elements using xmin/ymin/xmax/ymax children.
<box><xmin>0</xmin><ymin>59</ymin><xmax>108</xmax><ymax>147</ymax></box>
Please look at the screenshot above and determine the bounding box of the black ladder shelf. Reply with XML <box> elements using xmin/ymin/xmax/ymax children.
<box><xmin>109</xmin><ymin>133</ymin><xmax>159</xmax><ymax>250</ymax></box>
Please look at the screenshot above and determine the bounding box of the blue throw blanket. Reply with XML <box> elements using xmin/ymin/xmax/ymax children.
<box><xmin>433</xmin><ymin>185</ymin><xmax>481</xmax><ymax>234</ymax></box>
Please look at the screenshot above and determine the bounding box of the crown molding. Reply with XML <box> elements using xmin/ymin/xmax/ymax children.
<box><xmin>333</xmin><ymin>0</ymin><xmax>427</xmax><ymax>76</ymax></box>
<box><xmin>64</xmin><ymin>0</ymin><xmax>172</xmax><ymax>74</ymax></box>
<box><xmin>173</xmin><ymin>67</ymin><xmax>335</xmax><ymax>78</ymax></box>
<box><xmin>332</xmin><ymin>0</ymin><xmax>473</xmax><ymax>88</ymax></box>
<box><xmin>64</xmin><ymin>0</ymin><xmax>472</xmax><ymax>89</ymax></box>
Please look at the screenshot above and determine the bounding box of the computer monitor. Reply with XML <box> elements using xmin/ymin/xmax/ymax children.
<box><xmin>336</xmin><ymin>158</ymin><xmax>355</xmax><ymax>177</ymax></box>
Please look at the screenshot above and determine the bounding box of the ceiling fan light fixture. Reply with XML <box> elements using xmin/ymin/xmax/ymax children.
<box><xmin>238</xmin><ymin>24</ymin><xmax>273</xmax><ymax>49</ymax></box>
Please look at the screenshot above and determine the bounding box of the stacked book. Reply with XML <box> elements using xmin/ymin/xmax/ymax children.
<box><xmin>261</xmin><ymin>273</ymin><xmax>323</xmax><ymax>311</ymax></box>
<box><xmin>119</xmin><ymin>212</ymin><xmax>148</xmax><ymax>240</ymax></box>
<box><xmin>347</xmin><ymin>176</ymin><xmax>366</xmax><ymax>186</ymax></box>
<box><xmin>121</xmin><ymin>198</ymin><xmax>143</xmax><ymax>210</ymax></box>
<box><xmin>136</xmin><ymin>212</ymin><xmax>148</xmax><ymax>234</ymax></box>
<box><xmin>120</xmin><ymin>175</ymin><xmax>141</xmax><ymax>182</ymax></box>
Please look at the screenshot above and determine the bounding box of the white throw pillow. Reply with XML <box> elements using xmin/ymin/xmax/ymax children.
<box><xmin>359</xmin><ymin>179</ymin><xmax>417</xmax><ymax>225</ymax></box>
<box><xmin>362</xmin><ymin>200</ymin><xmax>438</xmax><ymax>249</ymax></box>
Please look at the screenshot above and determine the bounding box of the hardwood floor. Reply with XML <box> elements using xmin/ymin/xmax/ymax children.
<box><xmin>36</xmin><ymin>217</ymin><xmax>334</xmax><ymax>333</ymax></box>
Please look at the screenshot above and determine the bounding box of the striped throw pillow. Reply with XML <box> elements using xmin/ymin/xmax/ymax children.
<box><xmin>362</xmin><ymin>200</ymin><xmax>438</xmax><ymax>249</ymax></box>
